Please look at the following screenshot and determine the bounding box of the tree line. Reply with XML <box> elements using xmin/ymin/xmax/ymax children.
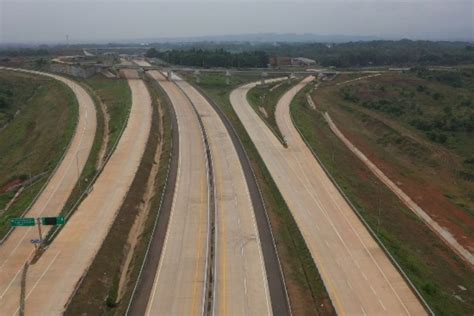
<box><xmin>145</xmin><ymin>48</ymin><xmax>269</xmax><ymax>68</ymax></box>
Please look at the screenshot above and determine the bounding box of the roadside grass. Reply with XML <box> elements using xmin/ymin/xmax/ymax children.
<box><xmin>0</xmin><ymin>70</ymin><xmax>78</xmax><ymax>239</ymax></box>
<box><xmin>290</xmin><ymin>86</ymin><xmax>474</xmax><ymax>315</ymax></box>
<box><xmin>66</xmin><ymin>74</ymin><xmax>171</xmax><ymax>315</ymax></box>
<box><xmin>82</xmin><ymin>75</ymin><xmax>132</xmax><ymax>155</ymax></box>
<box><xmin>192</xmin><ymin>73</ymin><xmax>336</xmax><ymax>315</ymax></box>
<box><xmin>247</xmin><ymin>79</ymin><xmax>296</xmax><ymax>144</ymax></box>
<box><xmin>317</xmin><ymin>71</ymin><xmax>474</xmax><ymax>235</ymax></box>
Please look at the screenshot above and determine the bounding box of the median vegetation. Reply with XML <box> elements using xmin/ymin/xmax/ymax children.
<box><xmin>247</xmin><ymin>79</ymin><xmax>297</xmax><ymax>144</ymax></box>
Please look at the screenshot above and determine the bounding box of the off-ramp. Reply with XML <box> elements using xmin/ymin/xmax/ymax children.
<box><xmin>231</xmin><ymin>77</ymin><xmax>427</xmax><ymax>315</ymax></box>
<box><xmin>0</xmin><ymin>70</ymin><xmax>151</xmax><ymax>315</ymax></box>
<box><xmin>0</xmin><ymin>68</ymin><xmax>97</xmax><ymax>311</ymax></box>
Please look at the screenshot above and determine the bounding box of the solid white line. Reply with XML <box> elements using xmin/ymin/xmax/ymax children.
<box><xmin>362</xmin><ymin>272</ymin><xmax>368</xmax><ymax>281</ymax></box>
<box><xmin>370</xmin><ymin>285</ymin><xmax>377</xmax><ymax>296</ymax></box>
<box><xmin>379</xmin><ymin>298</ymin><xmax>387</xmax><ymax>311</ymax></box>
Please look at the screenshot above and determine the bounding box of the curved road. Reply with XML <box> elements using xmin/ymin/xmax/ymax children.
<box><xmin>231</xmin><ymin>77</ymin><xmax>427</xmax><ymax>315</ymax></box>
<box><xmin>176</xmin><ymin>77</ymin><xmax>272</xmax><ymax>316</ymax></box>
<box><xmin>0</xmin><ymin>70</ymin><xmax>152</xmax><ymax>315</ymax></box>
<box><xmin>145</xmin><ymin>71</ymin><xmax>210</xmax><ymax>315</ymax></box>
<box><xmin>0</xmin><ymin>68</ymin><xmax>97</xmax><ymax>309</ymax></box>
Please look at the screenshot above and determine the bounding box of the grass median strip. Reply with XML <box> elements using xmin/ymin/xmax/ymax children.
<box><xmin>247</xmin><ymin>79</ymin><xmax>296</xmax><ymax>144</ymax></box>
<box><xmin>65</xmin><ymin>74</ymin><xmax>171</xmax><ymax>315</ymax></box>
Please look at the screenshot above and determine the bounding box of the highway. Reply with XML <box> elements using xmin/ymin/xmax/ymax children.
<box><xmin>230</xmin><ymin>77</ymin><xmax>427</xmax><ymax>315</ymax></box>
<box><xmin>145</xmin><ymin>71</ymin><xmax>210</xmax><ymax>315</ymax></box>
<box><xmin>0</xmin><ymin>69</ymin><xmax>152</xmax><ymax>315</ymax></box>
<box><xmin>0</xmin><ymin>68</ymin><xmax>97</xmax><ymax>311</ymax></box>
<box><xmin>175</xmin><ymin>76</ymin><xmax>272</xmax><ymax>315</ymax></box>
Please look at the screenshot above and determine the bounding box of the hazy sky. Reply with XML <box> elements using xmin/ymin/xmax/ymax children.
<box><xmin>1</xmin><ymin>0</ymin><xmax>473</xmax><ymax>43</ymax></box>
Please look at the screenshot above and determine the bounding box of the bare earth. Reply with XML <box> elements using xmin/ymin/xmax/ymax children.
<box><xmin>0</xmin><ymin>68</ymin><xmax>97</xmax><ymax>312</ymax></box>
<box><xmin>0</xmin><ymin>72</ymin><xmax>151</xmax><ymax>315</ymax></box>
<box><xmin>323</xmin><ymin>111</ymin><xmax>473</xmax><ymax>266</ymax></box>
<box><xmin>230</xmin><ymin>77</ymin><xmax>427</xmax><ymax>315</ymax></box>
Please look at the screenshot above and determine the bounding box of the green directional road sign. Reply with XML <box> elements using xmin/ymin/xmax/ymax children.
<box><xmin>41</xmin><ymin>216</ymin><xmax>65</xmax><ymax>226</ymax></box>
<box><xmin>10</xmin><ymin>217</ymin><xmax>36</xmax><ymax>227</ymax></box>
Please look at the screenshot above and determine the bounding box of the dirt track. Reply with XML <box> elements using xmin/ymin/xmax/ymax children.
<box><xmin>0</xmin><ymin>71</ymin><xmax>151</xmax><ymax>315</ymax></box>
<box><xmin>231</xmin><ymin>77</ymin><xmax>427</xmax><ymax>315</ymax></box>
<box><xmin>323</xmin><ymin>112</ymin><xmax>474</xmax><ymax>266</ymax></box>
<box><xmin>0</xmin><ymin>68</ymin><xmax>97</xmax><ymax>312</ymax></box>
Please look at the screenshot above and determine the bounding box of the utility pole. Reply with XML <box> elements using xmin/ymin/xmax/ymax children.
<box><xmin>36</xmin><ymin>218</ymin><xmax>43</xmax><ymax>242</ymax></box>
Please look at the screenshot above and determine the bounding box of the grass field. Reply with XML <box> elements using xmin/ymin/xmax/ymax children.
<box><xmin>247</xmin><ymin>79</ymin><xmax>296</xmax><ymax>143</ymax></box>
<box><xmin>0</xmin><ymin>70</ymin><xmax>78</xmax><ymax>238</ymax></box>
<box><xmin>41</xmin><ymin>75</ymin><xmax>132</xmax><ymax>246</ymax></box>
<box><xmin>190</xmin><ymin>72</ymin><xmax>336</xmax><ymax>315</ymax></box>
<box><xmin>318</xmin><ymin>69</ymin><xmax>474</xmax><ymax>244</ymax></box>
<box><xmin>82</xmin><ymin>75</ymin><xmax>131</xmax><ymax>155</ymax></box>
<box><xmin>291</xmin><ymin>72</ymin><xmax>474</xmax><ymax>315</ymax></box>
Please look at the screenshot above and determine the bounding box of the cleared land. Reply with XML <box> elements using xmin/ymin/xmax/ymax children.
<box><xmin>191</xmin><ymin>73</ymin><xmax>335</xmax><ymax>315</ymax></box>
<box><xmin>0</xmin><ymin>70</ymin><xmax>151</xmax><ymax>315</ymax></box>
<box><xmin>232</xmin><ymin>77</ymin><xmax>426</xmax><ymax>315</ymax></box>
<box><xmin>293</xmin><ymin>69</ymin><xmax>474</xmax><ymax>314</ymax></box>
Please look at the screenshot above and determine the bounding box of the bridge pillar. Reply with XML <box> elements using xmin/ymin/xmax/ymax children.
<box><xmin>225</xmin><ymin>70</ymin><xmax>231</xmax><ymax>85</ymax></box>
<box><xmin>167</xmin><ymin>70</ymin><xmax>172</xmax><ymax>81</ymax></box>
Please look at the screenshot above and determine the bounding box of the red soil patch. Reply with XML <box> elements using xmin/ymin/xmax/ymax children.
<box><xmin>338</xmin><ymin>124</ymin><xmax>474</xmax><ymax>252</ymax></box>
<box><xmin>0</xmin><ymin>179</ymin><xmax>24</xmax><ymax>194</ymax></box>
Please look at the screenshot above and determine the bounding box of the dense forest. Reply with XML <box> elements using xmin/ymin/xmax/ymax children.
<box><xmin>145</xmin><ymin>48</ymin><xmax>269</xmax><ymax>68</ymax></box>
<box><xmin>265</xmin><ymin>40</ymin><xmax>474</xmax><ymax>67</ymax></box>
<box><xmin>146</xmin><ymin>40</ymin><xmax>474</xmax><ymax>68</ymax></box>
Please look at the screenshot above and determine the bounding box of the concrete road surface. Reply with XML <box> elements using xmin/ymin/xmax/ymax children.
<box><xmin>0</xmin><ymin>72</ymin><xmax>151</xmax><ymax>315</ymax></box>
<box><xmin>175</xmin><ymin>77</ymin><xmax>272</xmax><ymax>316</ymax></box>
<box><xmin>230</xmin><ymin>77</ymin><xmax>427</xmax><ymax>315</ymax></box>
<box><xmin>0</xmin><ymin>68</ymin><xmax>96</xmax><ymax>309</ymax></box>
<box><xmin>145</xmin><ymin>71</ymin><xmax>210</xmax><ymax>316</ymax></box>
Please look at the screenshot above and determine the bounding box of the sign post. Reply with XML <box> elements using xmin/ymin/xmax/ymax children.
<box><xmin>36</xmin><ymin>218</ymin><xmax>43</xmax><ymax>242</ymax></box>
